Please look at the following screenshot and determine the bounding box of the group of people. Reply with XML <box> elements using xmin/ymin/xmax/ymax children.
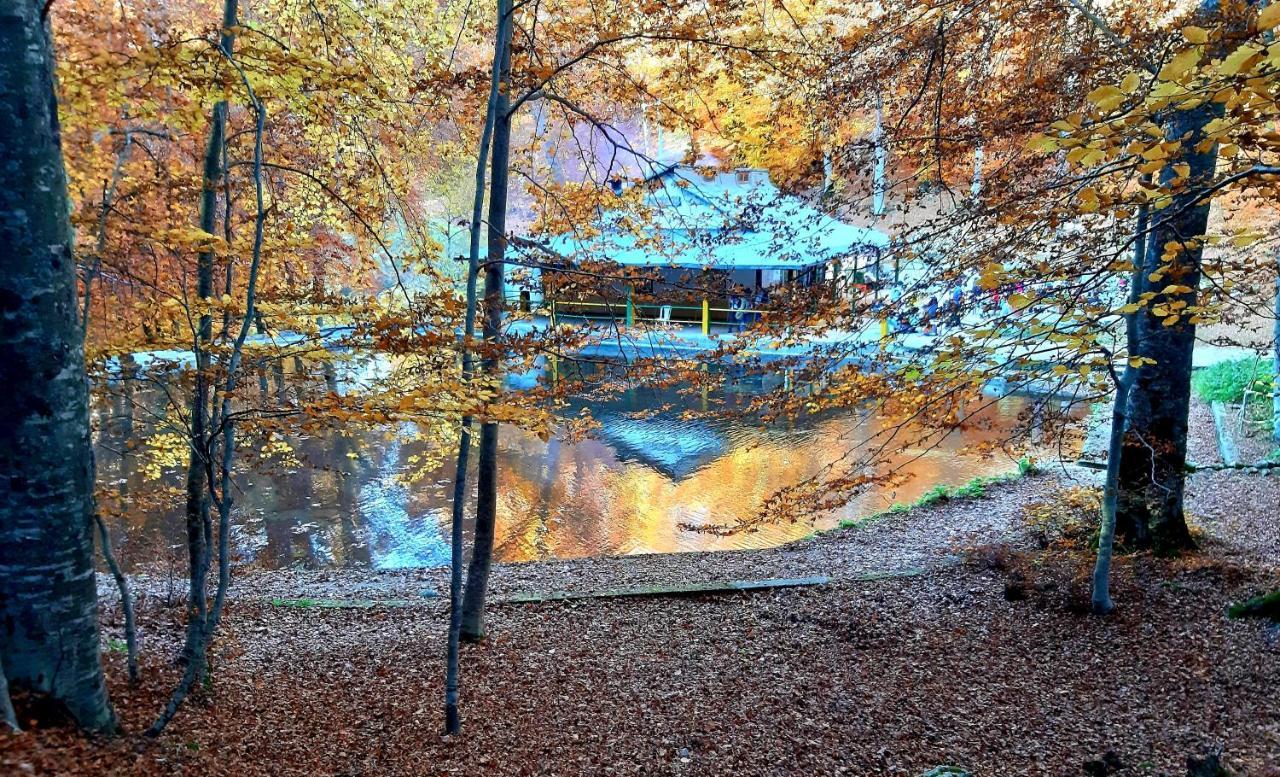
<box><xmin>888</xmin><ymin>277</ymin><xmax>982</xmax><ymax>335</ymax></box>
<box><xmin>728</xmin><ymin>287</ymin><xmax>768</xmax><ymax>331</ymax></box>
<box><xmin>886</xmin><ymin>275</ymin><xmax>1056</xmax><ymax>336</ymax></box>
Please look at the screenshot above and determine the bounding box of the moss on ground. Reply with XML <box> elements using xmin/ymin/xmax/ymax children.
<box><xmin>1228</xmin><ymin>588</ymin><xmax>1280</xmax><ymax>622</ymax></box>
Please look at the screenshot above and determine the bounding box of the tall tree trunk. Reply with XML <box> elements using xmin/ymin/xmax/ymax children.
<box><xmin>153</xmin><ymin>0</ymin><xmax>239</xmax><ymax>738</ymax></box>
<box><xmin>0</xmin><ymin>0</ymin><xmax>116</xmax><ymax>732</ymax></box>
<box><xmin>461</xmin><ymin>0</ymin><xmax>514</xmax><ymax>643</ymax></box>
<box><xmin>1093</xmin><ymin>194</ymin><xmax>1149</xmax><ymax>614</ymax></box>
<box><xmin>1116</xmin><ymin>93</ymin><xmax>1222</xmax><ymax>555</ymax></box>
<box><xmin>445</xmin><ymin>0</ymin><xmax>508</xmax><ymax>732</ymax></box>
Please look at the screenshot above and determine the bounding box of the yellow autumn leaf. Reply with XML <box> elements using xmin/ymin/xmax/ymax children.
<box><xmin>1183</xmin><ymin>26</ymin><xmax>1209</xmax><ymax>44</ymax></box>
<box><xmin>1260</xmin><ymin>4</ymin><xmax>1280</xmax><ymax>31</ymax></box>
<box><xmin>1026</xmin><ymin>134</ymin><xmax>1058</xmax><ymax>153</ymax></box>
<box><xmin>1120</xmin><ymin>72</ymin><xmax>1143</xmax><ymax>94</ymax></box>
<box><xmin>1140</xmin><ymin>144</ymin><xmax>1169</xmax><ymax>161</ymax></box>
<box><xmin>1080</xmin><ymin>148</ymin><xmax>1106</xmax><ymax>166</ymax></box>
<box><xmin>1220</xmin><ymin>44</ymin><xmax>1262</xmax><ymax>77</ymax></box>
<box><xmin>1158</xmin><ymin>47</ymin><xmax>1201</xmax><ymax>81</ymax></box>
<box><xmin>1087</xmin><ymin>84</ymin><xmax>1126</xmax><ymax>111</ymax></box>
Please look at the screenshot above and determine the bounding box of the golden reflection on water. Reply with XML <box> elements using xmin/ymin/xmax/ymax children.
<box><xmin>482</xmin><ymin>397</ymin><xmax>1038</xmax><ymax>563</ymax></box>
<box><xmin>97</xmin><ymin>366</ymin><xmax>1071</xmax><ymax>571</ymax></box>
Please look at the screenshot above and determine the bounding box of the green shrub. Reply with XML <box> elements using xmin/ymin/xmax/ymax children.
<box><xmin>1191</xmin><ymin>357</ymin><xmax>1274</xmax><ymax>404</ymax></box>
<box><xmin>1228</xmin><ymin>588</ymin><xmax>1280</xmax><ymax>622</ymax></box>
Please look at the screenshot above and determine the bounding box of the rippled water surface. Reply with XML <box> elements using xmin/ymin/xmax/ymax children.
<box><xmin>95</xmin><ymin>361</ymin><xmax>1072</xmax><ymax>571</ymax></box>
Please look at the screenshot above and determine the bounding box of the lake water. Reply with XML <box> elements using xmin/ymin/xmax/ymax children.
<box><xmin>93</xmin><ymin>360</ymin><xmax>1073</xmax><ymax>571</ymax></box>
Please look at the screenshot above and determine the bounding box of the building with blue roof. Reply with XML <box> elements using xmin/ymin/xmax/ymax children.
<box><xmin>525</xmin><ymin>163</ymin><xmax>890</xmax><ymax>330</ymax></box>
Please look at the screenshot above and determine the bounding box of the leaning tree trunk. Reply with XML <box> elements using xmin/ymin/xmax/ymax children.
<box><xmin>461</xmin><ymin>0</ymin><xmax>514</xmax><ymax>643</ymax></box>
<box><xmin>1116</xmin><ymin>94</ymin><xmax>1222</xmax><ymax>555</ymax></box>
<box><xmin>0</xmin><ymin>0</ymin><xmax>116</xmax><ymax>733</ymax></box>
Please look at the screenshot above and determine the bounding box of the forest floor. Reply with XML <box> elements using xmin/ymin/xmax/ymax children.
<box><xmin>4</xmin><ymin>443</ymin><xmax>1280</xmax><ymax>774</ymax></box>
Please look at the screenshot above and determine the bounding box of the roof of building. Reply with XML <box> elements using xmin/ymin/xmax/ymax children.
<box><xmin>541</xmin><ymin>164</ymin><xmax>889</xmax><ymax>271</ymax></box>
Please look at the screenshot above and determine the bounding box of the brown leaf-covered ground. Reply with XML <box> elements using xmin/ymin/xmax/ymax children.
<box><xmin>4</xmin><ymin>465</ymin><xmax>1279</xmax><ymax>776</ymax></box>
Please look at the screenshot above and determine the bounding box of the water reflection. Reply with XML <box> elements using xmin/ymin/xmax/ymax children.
<box><xmin>94</xmin><ymin>359</ymin><xmax>1075</xmax><ymax>571</ymax></box>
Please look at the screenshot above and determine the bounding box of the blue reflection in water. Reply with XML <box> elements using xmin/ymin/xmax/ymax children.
<box><xmin>358</xmin><ymin>423</ymin><xmax>448</xmax><ymax>570</ymax></box>
<box><xmin>593</xmin><ymin>414</ymin><xmax>727</xmax><ymax>479</ymax></box>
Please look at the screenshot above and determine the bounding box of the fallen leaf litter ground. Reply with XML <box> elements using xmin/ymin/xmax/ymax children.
<box><xmin>3</xmin><ymin>461</ymin><xmax>1279</xmax><ymax>775</ymax></box>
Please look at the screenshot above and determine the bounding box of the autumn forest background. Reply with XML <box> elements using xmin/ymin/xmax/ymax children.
<box><xmin>2</xmin><ymin>0</ymin><xmax>1280</xmax><ymax>773</ymax></box>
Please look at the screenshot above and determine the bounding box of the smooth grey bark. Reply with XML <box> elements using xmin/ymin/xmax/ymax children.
<box><xmin>0</xmin><ymin>0</ymin><xmax>116</xmax><ymax>733</ymax></box>
<box><xmin>1093</xmin><ymin>194</ymin><xmax>1149</xmax><ymax>615</ymax></box>
<box><xmin>1115</xmin><ymin>0</ymin><xmax>1225</xmax><ymax>553</ymax></box>
<box><xmin>1116</xmin><ymin>90</ymin><xmax>1222</xmax><ymax>555</ymax></box>
<box><xmin>461</xmin><ymin>0</ymin><xmax>515</xmax><ymax>643</ymax></box>
<box><xmin>445</xmin><ymin>0</ymin><xmax>508</xmax><ymax>733</ymax></box>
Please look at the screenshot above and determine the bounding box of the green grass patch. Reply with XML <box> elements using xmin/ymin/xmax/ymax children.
<box><xmin>1192</xmin><ymin>357</ymin><xmax>1273</xmax><ymax>404</ymax></box>
<box><xmin>817</xmin><ymin>459</ymin><xmax>1039</xmax><ymax>537</ymax></box>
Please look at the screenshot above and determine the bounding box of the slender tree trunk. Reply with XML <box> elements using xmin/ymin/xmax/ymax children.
<box><xmin>0</xmin><ymin>0</ymin><xmax>116</xmax><ymax>733</ymax></box>
<box><xmin>209</xmin><ymin>85</ymin><xmax>267</xmax><ymax>638</ymax></box>
<box><xmin>152</xmin><ymin>0</ymin><xmax>239</xmax><ymax>738</ymax></box>
<box><xmin>94</xmin><ymin>517</ymin><xmax>138</xmax><ymax>683</ymax></box>
<box><xmin>1093</xmin><ymin>198</ymin><xmax>1148</xmax><ymax>614</ymax></box>
<box><xmin>872</xmin><ymin>94</ymin><xmax>886</xmax><ymax>220</ymax></box>
<box><xmin>0</xmin><ymin>655</ymin><xmax>17</xmax><ymax>732</ymax></box>
<box><xmin>1116</xmin><ymin>26</ymin><xmax>1222</xmax><ymax>555</ymax></box>
<box><xmin>273</xmin><ymin>358</ymin><xmax>286</xmax><ymax>401</ymax></box>
<box><xmin>445</xmin><ymin>0</ymin><xmax>508</xmax><ymax>733</ymax></box>
<box><xmin>461</xmin><ymin>0</ymin><xmax>515</xmax><ymax>643</ymax></box>
<box><xmin>1273</xmin><ymin>254</ymin><xmax>1279</xmax><ymax>441</ymax></box>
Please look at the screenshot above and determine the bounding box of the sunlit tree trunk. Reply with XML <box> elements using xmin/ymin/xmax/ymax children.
<box><xmin>461</xmin><ymin>0</ymin><xmax>514</xmax><ymax>643</ymax></box>
<box><xmin>0</xmin><ymin>0</ymin><xmax>116</xmax><ymax>732</ymax></box>
<box><xmin>1116</xmin><ymin>89</ymin><xmax>1222</xmax><ymax>555</ymax></box>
